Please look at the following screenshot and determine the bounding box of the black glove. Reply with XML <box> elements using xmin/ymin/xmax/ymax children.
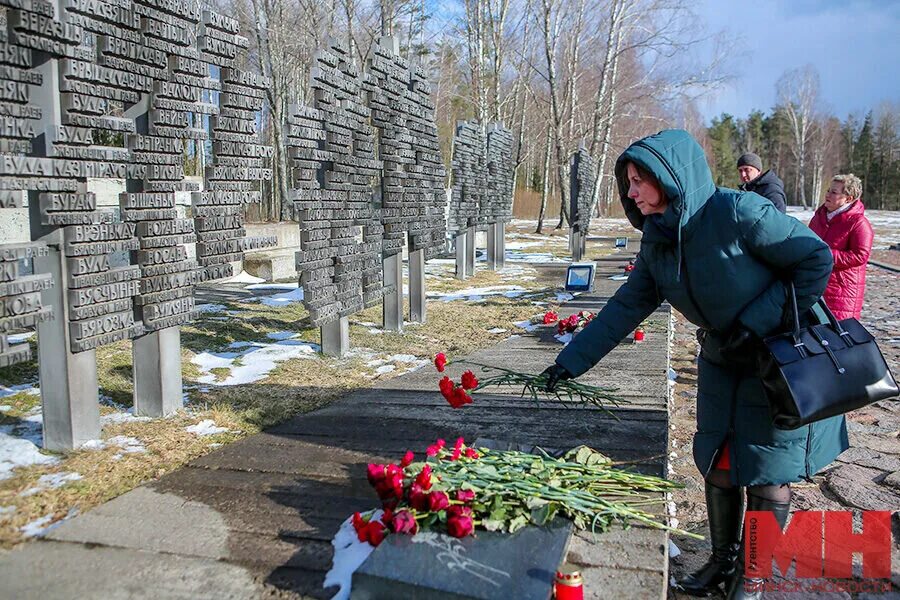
<box><xmin>719</xmin><ymin>326</ymin><xmax>757</xmax><ymax>362</ymax></box>
<box><xmin>541</xmin><ymin>363</ymin><xmax>573</xmax><ymax>392</ymax></box>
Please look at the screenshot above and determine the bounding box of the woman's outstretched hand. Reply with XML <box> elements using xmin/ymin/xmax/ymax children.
<box><xmin>540</xmin><ymin>364</ymin><xmax>573</xmax><ymax>392</ymax></box>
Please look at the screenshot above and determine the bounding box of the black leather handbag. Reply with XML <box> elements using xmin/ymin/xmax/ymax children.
<box><xmin>759</xmin><ymin>283</ymin><xmax>899</xmax><ymax>430</ymax></box>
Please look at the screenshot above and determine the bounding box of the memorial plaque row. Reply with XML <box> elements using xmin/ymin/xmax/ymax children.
<box><xmin>0</xmin><ymin>0</ymin><xmax>272</xmax><ymax>358</ymax></box>
<box><xmin>449</xmin><ymin>120</ymin><xmax>514</xmax><ymax>234</ymax></box>
<box><xmin>290</xmin><ymin>43</ymin><xmax>385</xmax><ymax>326</ymax></box>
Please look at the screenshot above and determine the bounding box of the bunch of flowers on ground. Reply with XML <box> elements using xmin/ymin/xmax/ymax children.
<box><xmin>432</xmin><ymin>352</ymin><xmax>624</xmax><ymax>415</ymax></box>
<box><xmin>542</xmin><ymin>310</ymin><xmax>594</xmax><ymax>335</ymax></box>
<box><xmin>351</xmin><ymin>439</ymin><xmax>696</xmax><ymax>547</ymax></box>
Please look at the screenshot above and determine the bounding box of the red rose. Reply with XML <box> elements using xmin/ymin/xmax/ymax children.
<box><xmin>449</xmin><ymin>386</ymin><xmax>472</xmax><ymax>408</ymax></box>
<box><xmin>464</xmin><ymin>447</ymin><xmax>479</xmax><ymax>459</ymax></box>
<box><xmin>408</xmin><ymin>483</ymin><xmax>429</xmax><ymax>511</ymax></box>
<box><xmin>456</xmin><ymin>489</ymin><xmax>476</xmax><ymax>503</ymax></box>
<box><xmin>391</xmin><ymin>509</ymin><xmax>418</xmax><ymax>534</ymax></box>
<box><xmin>415</xmin><ymin>464</ymin><xmax>432</xmax><ymax>490</ymax></box>
<box><xmin>426</xmin><ymin>438</ymin><xmax>446</xmax><ymax>456</ymax></box>
<box><xmin>447</xmin><ymin>511</ymin><xmax>474</xmax><ymax>538</ymax></box>
<box><xmin>399</xmin><ymin>451</ymin><xmax>414</xmax><ymax>468</ymax></box>
<box><xmin>460</xmin><ymin>370</ymin><xmax>478</xmax><ymax>390</ymax></box>
<box><xmin>448</xmin><ymin>504</ymin><xmax>473</xmax><ymax>518</ymax></box>
<box><xmin>380</xmin><ymin>508</ymin><xmax>394</xmax><ymax>527</ymax></box>
<box><xmin>366</xmin><ymin>463</ymin><xmax>386</xmax><ymax>485</ymax></box>
<box><xmin>428</xmin><ymin>490</ymin><xmax>450</xmax><ymax>511</ymax></box>
<box><xmin>434</xmin><ymin>352</ymin><xmax>448</xmax><ymax>372</ymax></box>
<box><xmin>364</xmin><ymin>521</ymin><xmax>386</xmax><ymax>546</ymax></box>
<box><xmin>543</xmin><ymin>310</ymin><xmax>559</xmax><ymax>325</ymax></box>
<box><xmin>439</xmin><ymin>376</ymin><xmax>455</xmax><ymax>402</ymax></box>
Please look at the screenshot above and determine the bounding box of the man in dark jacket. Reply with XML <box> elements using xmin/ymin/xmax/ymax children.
<box><xmin>737</xmin><ymin>152</ymin><xmax>787</xmax><ymax>213</ymax></box>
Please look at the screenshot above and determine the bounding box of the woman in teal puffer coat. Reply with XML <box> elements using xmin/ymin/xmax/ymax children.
<box><xmin>542</xmin><ymin>130</ymin><xmax>847</xmax><ymax>600</ymax></box>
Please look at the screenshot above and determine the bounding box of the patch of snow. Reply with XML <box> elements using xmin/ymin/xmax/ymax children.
<box><xmin>266</xmin><ymin>331</ymin><xmax>297</xmax><ymax>341</ymax></box>
<box><xmin>0</xmin><ymin>415</ymin><xmax>58</xmax><ymax>480</ymax></box>
<box><xmin>668</xmin><ymin>540</ymin><xmax>681</xmax><ymax>558</ymax></box>
<box><xmin>324</xmin><ymin>510</ymin><xmax>383</xmax><ymax>600</ymax></box>
<box><xmin>505</xmin><ymin>250</ymin><xmax>567</xmax><ymax>264</ymax></box>
<box><xmin>185</xmin><ymin>420</ymin><xmax>229</xmax><ymax>436</ymax></box>
<box><xmin>100</xmin><ymin>409</ymin><xmax>151</xmax><ymax>426</ymax></box>
<box><xmin>192</xmin><ymin>339</ymin><xmax>320</xmax><ymax>386</ymax></box>
<box><xmin>220</xmin><ymin>270</ymin><xmax>265</xmax><ymax>284</ymax></box>
<box><xmin>20</xmin><ymin>507</ymin><xmax>79</xmax><ymax>538</ymax></box>
<box><xmin>356</xmin><ymin>321</ymin><xmax>377</xmax><ymax>327</ymax></box>
<box><xmin>107</xmin><ymin>436</ymin><xmax>146</xmax><ymax>454</ymax></box>
<box><xmin>81</xmin><ymin>439</ymin><xmax>106</xmax><ymax>450</ymax></box>
<box><xmin>428</xmin><ymin>285</ymin><xmax>527</xmax><ymax>302</ymax></box>
<box><xmin>245</xmin><ymin>282</ymin><xmax>299</xmax><ymax>291</ymax></box>
<box><xmin>374</xmin><ymin>365</ymin><xmax>395</xmax><ymax>375</ymax></box>
<box><xmin>367</xmin><ymin>328</ymin><xmax>383</xmax><ymax>335</ymax></box>
<box><xmin>609</xmin><ymin>274</ymin><xmax>628</xmax><ymax>281</ymax></box>
<box><xmin>667</xmin><ymin>368</ymin><xmax>677</xmax><ymax>381</ymax></box>
<box><xmin>0</xmin><ymin>405</ymin><xmax>11</xmax><ymax>412</ymax></box>
<box><xmin>556</xmin><ymin>292</ymin><xmax>575</xmax><ymax>302</ymax></box>
<box><xmin>0</xmin><ymin>383</ymin><xmax>40</xmax><ymax>400</ymax></box>
<box><xmin>196</xmin><ymin>303</ymin><xmax>227</xmax><ymax>313</ymax></box>
<box><xmin>555</xmin><ymin>332</ymin><xmax>573</xmax><ymax>345</ymax></box>
<box><xmin>505</xmin><ymin>241</ymin><xmax>543</xmax><ymax>249</ymax></box>
<box><xmin>487</xmin><ymin>328</ymin><xmax>507</xmax><ymax>334</ymax></box>
<box><xmin>387</xmin><ymin>354</ymin><xmax>418</xmax><ymax>363</ymax></box>
<box><xmin>513</xmin><ymin>320</ymin><xmax>538</xmax><ymax>332</ymax></box>
<box><xmin>0</xmin><ymin>505</ymin><xmax>15</xmax><ymax>517</ymax></box>
<box><xmin>20</xmin><ymin>514</ymin><xmax>54</xmax><ymax>537</ymax></box>
<box><xmin>21</xmin><ymin>472</ymin><xmax>83</xmax><ymax>496</ymax></box>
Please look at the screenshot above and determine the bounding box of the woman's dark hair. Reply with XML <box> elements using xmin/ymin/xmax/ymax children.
<box><xmin>629</xmin><ymin>161</ymin><xmax>657</xmax><ymax>184</ymax></box>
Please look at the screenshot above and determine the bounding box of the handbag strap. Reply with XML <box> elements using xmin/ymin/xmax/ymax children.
<box><xmin>785</xmin><ymin>282</ymin><xmax>853</xmax><ymax>345</ymax></box>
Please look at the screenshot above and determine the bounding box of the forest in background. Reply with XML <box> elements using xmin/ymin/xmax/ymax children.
<box><xmin>213</xmin><ymin>0</ymin><xmax>898</xmax><ymax>228</ymax></box>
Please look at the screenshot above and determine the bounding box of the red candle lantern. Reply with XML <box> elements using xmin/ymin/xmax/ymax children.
<box><xmin>633</xmin><ymin>327</ymin><xmax>645</xmax><ymax>342</ymax></box>
<box><xmin>554</xmin><ymin>564</ymin><xmax>583</xmax><ymax>600</ymax></box>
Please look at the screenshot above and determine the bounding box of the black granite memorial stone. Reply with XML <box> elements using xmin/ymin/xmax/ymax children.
<box><xmin>352</xmin><ymin>519</ymin><xmax>573</xmax><ymax>600</ymax></box>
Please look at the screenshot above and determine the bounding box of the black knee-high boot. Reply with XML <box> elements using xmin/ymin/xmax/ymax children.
<box><xmin>725</xmin><ymin>492</ymin><xmax>791</xmax><ymax>600</ymax></box>
<box><xmin>676</xmin><ymin>481</ymin><xmax>743</xmax><ymax>596</ymax></box>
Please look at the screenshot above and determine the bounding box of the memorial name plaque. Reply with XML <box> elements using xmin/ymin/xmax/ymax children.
<box><xmin>568</xmin><ymin>147</ymin><xmax>597</xmax><ymax>261</ymax></box>
<box><xmin>289</xmin><ymin>43</ymin><xmax>384</xmax><ymax>327</ymax></box>
<box><xmin>0</xmin><ymin>243</ymin><xmax>54</xmax><ymax>367</ymax></box>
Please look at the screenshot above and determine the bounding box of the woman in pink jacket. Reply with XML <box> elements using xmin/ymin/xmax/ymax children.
<box><xmin>808</xmin><ymin>174</ymin><xmax>874</xmax><ymax>320</ymax></box>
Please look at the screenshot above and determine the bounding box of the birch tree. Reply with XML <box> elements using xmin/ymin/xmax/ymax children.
<box><xmin>777</xmin><ymin>65</ymin><xmax>820</xmax><ymax>208</ymax></box>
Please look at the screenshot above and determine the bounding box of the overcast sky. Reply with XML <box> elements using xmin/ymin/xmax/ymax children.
<box><xmin>696</xmin><ymin>0</ymin><xmax>900</xmax><ymax>122</ymax></box>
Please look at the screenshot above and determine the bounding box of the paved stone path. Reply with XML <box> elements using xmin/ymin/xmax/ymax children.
<box><xmin>0</xmin><ymin>261</ymin><xmax>677</xmax><ymax>599</ymax></box>
<box><xmin>668</xmin><ymin>263</ymin><xmax>900</xmax><ymax>599</ymax></box>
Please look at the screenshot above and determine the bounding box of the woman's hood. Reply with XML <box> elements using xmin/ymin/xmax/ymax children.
<box><xmin>614</xmin><ymin>129</ymin><xmax>717</xmax><ymax>233</ymax></box>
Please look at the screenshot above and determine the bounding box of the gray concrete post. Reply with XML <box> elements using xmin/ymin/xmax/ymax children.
<box><xmin>382</xmin><ymin>253</ymin><xmax>403</xmax><ymax>331</ymax></box>
<box><xmin>486</xmin><ymin>224</ymin><xmax>497</xmax><ymax>270</ymax></box>
<box><xmin>465</xmin><ymin>225</ymin><xmax>476</xmax><ymax>277</ymax></box>
<box><xmin>321</xmin><ymin>316</ymin><xmax>349</xmax><ymax>357</ymax></box>
<box><xmin>124</xmin><ymin>78</ymin><xmax>183</xmax><ymax>417</ymax></box>
<box><xmin>31</xmin><ymin>236</ymin><xmax>101</xmax><ymax>451</ymax></box>
<box><xmin>572</xmin><ymin>230</ymin><xmax>584</xmax><ymax>262</ymax></box>
<box><xmin>133</xmin><ymin>328</ymin><xmax>183</xmax><ymax>417</ymax></box>
<box><xmin>494</xmin><ymin>221</ymin><xmax>506</xmax><ymax>270</ymax></box>
<box><xmin>455</xmin><ymin>232</ymin><xmax>467</xmax><ymax>280</ymax></box>
<box><xmin>408</xmin><ymin>248</ymin><xmax>426</xmax><ymax>323</ymax></box>
<box><xmin>28</xmin><ymin>10</ymin><xmax>100</xmax><ymax>450</ymax></box>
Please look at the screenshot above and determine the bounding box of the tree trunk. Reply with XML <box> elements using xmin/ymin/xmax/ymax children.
<box><xmin>536</xmin><ymin>121</ymin><xmax>552</xmax><ymax>233</ymax></box>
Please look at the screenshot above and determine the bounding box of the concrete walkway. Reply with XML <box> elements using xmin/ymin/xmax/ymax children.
<box><xmin>0</xmin><ymin>263</ymin><xmax>675</xmax><ymax>600</ymax></box>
